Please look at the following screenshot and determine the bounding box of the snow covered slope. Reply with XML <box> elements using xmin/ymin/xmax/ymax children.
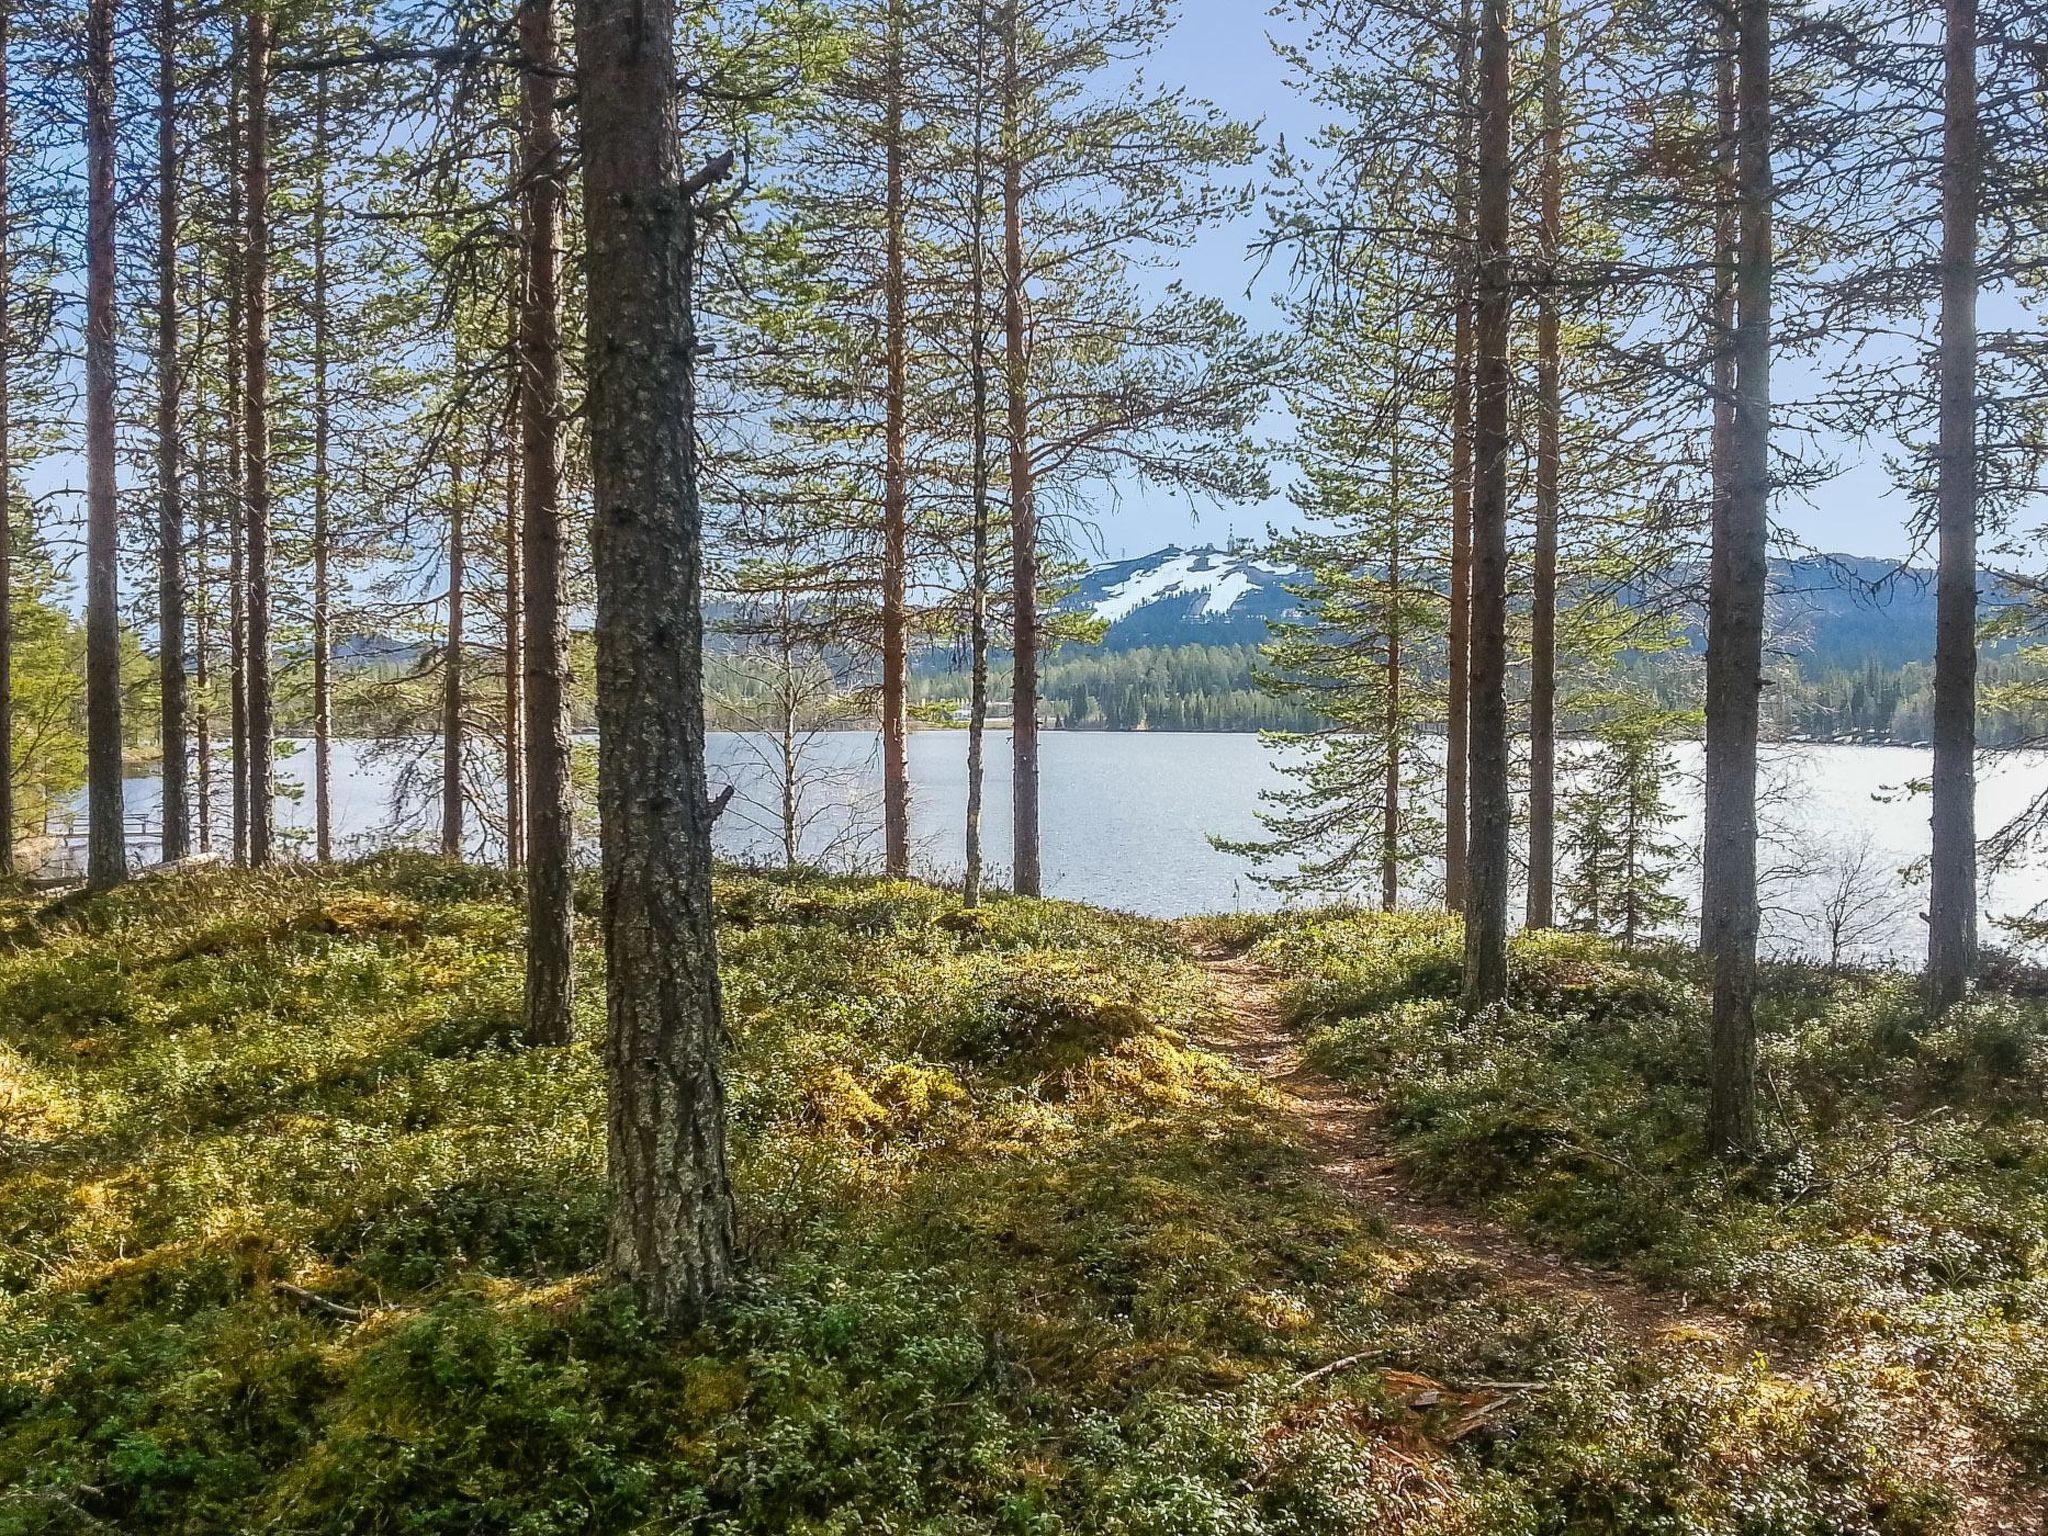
<box><xmin>1067</xmin><ymin>546</ymin><xmax>1307</xmax><ymax>650</ymax></box>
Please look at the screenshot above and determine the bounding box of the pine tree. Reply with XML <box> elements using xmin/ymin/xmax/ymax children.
<box><xmin>576</xmin><ymin>0</ymin><xmax>737</xmax><ymax>1319</ymax></box>
<box><xmin>1559</xmin><ymin>703</ymin><xmax>1691</xmax><ymax>947</ymax></box>
<box><xmin>83</xmin><ymin>0</ymin><xmax>123</xmax><ymax>889</ymax></box>
<box><xmin>1461</xmin><ymin>0</ymin><xmax>1513</xmax><ymax>1014</ymax></box>
<box><xmin>1702</xmin><ymin>0</ymin><xmax>1773</xmax><ymax>1160</ymax></box>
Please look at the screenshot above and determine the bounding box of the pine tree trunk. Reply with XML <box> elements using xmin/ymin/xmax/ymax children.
<box><xmin>520</xmin><ymin>0</ymin><xmax>574</xmax><ymax>1046</ymax></box>
<box><xmin>963</xmin><ymin>4</ymin><xmax>993</xmax><ymax>911</ymax></box>
<box><xmin>503</xmin><ymin>430</ymin><xmax>525</xmax><ymax>870</ymax></box>
<box><xmin>1002</xmin><ymin>2</ymin><xmax>1040</xmax><ymax>898</ymax></box>
<box><xmin>156</xmin><ymin>0</ymin><xmax>188</xmax><ymax>865</ymax></box>
<box><xmin>311</xmin><ymin>71</ymin><xmax>333</xmax><ymax>862</ymax></box>
<box><xmin>226</xmin><ymin>33</ymin><xmax>247</xmax><ymax>866</ymax></box>
<box><xmin>881</xmin><ymin>0</ymin><xmax>912</xmax><ymax>878</ymax></box>
<box><xmin>781</xmin><ymin>691</ymin><xmax>798</xmax><ymax>869</ymax></box>
<box><xmin>1461</xmin><ymin>0</ymin><xmax>1513</xmax><ymax>1013</ymax></box>
<box><xmin>1384</xmin><ymin>392</ymin><xmax>1404</xmax><ymax>913</ymax></box>
<box><xmin>243</xmin><ymin>9</ymin><xmax>273</xmax><ymax>867</ymax></box>
<box><xmin>84</xmin><ymin>0</ymin><xmax>124</xmax><ymax>890</ymax></box>
<box><xmin>195</xmin><ymin>474</ymin><xmax>212</xmax><ymax>854</ymax></box>
<box><xmin>1703</xmin><ymin>0</ymin><xmax>1771</xmax><ymax>1161</ymax></box>
<box><xmin>1445</xmin><ymin>0</ymin><xmax>1476</xmax><ymax>914</ymax></box>
<box><xmin>442</xmin><ymin>455</ymin><xmax>466</xmax><ymax>860</ymax></box>
<box><xmin>1700</xmin><ymin>0</ymin><xmax>1737</xmax><ymax>953</ymax></box>
<box><xmin>0</xmin><ymin>0</ymin><xmax>14</xmax><ymax>875</ymax></box>
<box><xmin>1526</xmin><ymin>2</ymin><xmax>1562</xmax><ymax>931</ymax></box>
<box><xmin>574</xmin><ymin>0</ymin><xmax>736</xmax><ymax>1319</ymax></box>
<box><xmin>1927</xmin><ymin>0</ymin><xmax>1978</xmax><ymax>1014</ymax></box>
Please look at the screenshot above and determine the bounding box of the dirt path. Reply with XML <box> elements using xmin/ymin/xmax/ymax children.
<box><xmin>1194</xmin><ymin>949</ymin><xmax>2040</xmax><ymax>1536</ymax></box>
<box><xmin>1196</xmin><ymin>950</ymin><xmax>1745</xmax><ymax>1350</ymax></box>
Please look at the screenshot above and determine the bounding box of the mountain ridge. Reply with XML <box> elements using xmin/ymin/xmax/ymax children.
<box><xmin>1069</xmin><ymin>543</ymin><xmax>2015</xmax><ymax>674</ymax></box>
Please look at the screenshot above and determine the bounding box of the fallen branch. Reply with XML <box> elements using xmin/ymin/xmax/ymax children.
<box><xmin>1286</xmin><ymin>1352</ymin><xmax>1372</xmax><ymax>1393</ymax></box>
<box><xmin>274</xmin><ymin>1281</ymin><xmax>365</xmax><ymax>1321</ymax></box>
<box><xmin>1285</xmin><ymin>1355</ymin><xmax>1546</xmax><ymax>1398</ymax></box>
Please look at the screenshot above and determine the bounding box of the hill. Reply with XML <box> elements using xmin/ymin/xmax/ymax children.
<box><xmin>1067</xmin><ymin>545</ymin><xmax>1308</xmax><ymax>650</ymax></box>
<box><xmin>1069</xmin><ymin>545</ymin><xmax>2019</xmax><ymax>677</ymax></box>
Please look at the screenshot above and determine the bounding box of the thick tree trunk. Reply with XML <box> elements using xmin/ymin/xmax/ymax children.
<box><xmin>442</xmin><ymin>455</ymin><xmax>466</xmax><ymax>860</ymax></box>
<box><xmin>574</xmin><ymin>0</ymin><xmax>737</xmax><ymax>1318</ymax></box>
<box><xmin>1445</xmin><ymin>0</ymin><xmax>1475</xmax><ymax>914</ymax></box>
<box><xmin>1461</xmin><ymin>0</ymin><xmax>1513</xmax><ymax>1013</ymax></box>
<box><xmin>1002</xmin><ymin>2</ymin><xmax>1040</xmax><ymax>897</ymax></box>
<box><xmin>1526</xmin><ymin>3</ymin><xmax>1562</xmax><ymax>931</ymax></box>
<box><xmin>84</xmin><ymin>0</ymin><xmax>124</xmax><ymax>890</ymax></box>
<box><xmin>519</xmin><ymin>0</ymin><xmax>574</xmax><ymax>1046</ymax></box>
<box><xmin>1703</xmin><ymin>0</ymin><xmax>1772</xmax><ymax>1161</ymax></box>
<box><xmin>1927</xmin><ymin>0</ymin><xmax>1978</xmax><ymax>1013</ymax></box>
<box><xmin>311</xmin><ymin>72</ymin><xmax>333</xmax><ymax>862</ymax></box>
<box><xmin>243</xmin><ymin>10</ymin><xmax>273</xmax><ymax>866</ymax></box>
<box><xmin>156</xmin><ymin>0</ymin><xmax>188</xmax><ymax>864</ymax></box>
<box><xmin>881</xmin><ymin>0</ymin><xmax>912</xmax><ymax>878</ymax></box>
<box><xmin>0</xmin><ymin>1</ymin><xmax>13</xmax><ymax>874</ymax></box>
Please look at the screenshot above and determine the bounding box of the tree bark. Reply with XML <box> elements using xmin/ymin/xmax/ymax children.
<box><xmin>442</xmin><ymin>453</ymin><xmax>466</xmax><ymax>860</ymax></box>
<box><xmin>1460</xmin><ymin>0</ymin><xmax>1513</xmax><ymax>1013</ymax></box>
<box><xmin>156</xmin><ymin>0</ymin><xmax>188</xmax><ymax>864</ymax></box>
<box><xmin>0</xmin><ymin>0</ymin><xmax>14</xmax><ymax>874</ymax></box>
<box><xmin>195</xmin><ymin>455</ymin><xmax>212</xmax><ymax>854</ymax></box>
<box><xmin>1384</xmin><ymin>407</ymin><xmax>1403</xmax><ymax>914</ymax></box>
<box><xmin>1703</xmin><ymin>0</ymin><xmax>1772</xmax><ymax>1161</ymax></box>
<box><xmin>243</xmin><ymin>7</ymin><xmax>274</xmax><ymax>866</ymax></box>
<box><xmin>1700</xmin><ymin>0</ymin><xmax>1738</xmax><ymax>954</ymax></box>
<box><xmin>311</xmin><ymin>69</ymin><xmax>333</xmax><ymax>862</ymax></box>
<box><xmin>1445</xmin><ymin>0</ymin><xmax>1476</xmax><ymax>914</ymax></box>
<box><xmin>1927</xmin><ymin>0</ymin><xmax>1978</xmax><ymax>1014</ymax></box>
<box><xmin>963</xmin><ymin>5</ymin><xmax>993</xmax><ymax>911</ymax></box>
<box><xmin>503</xmin><ymin>418</ymin><xmax>525</xmax><ymax>870</ymax></box>
<box><xmin>84</xmin><ymin>0</ymin><xmax>124</xmax><ymax>890</ymax></box>
<box><xmin>574</xmin><ymin>0</ymin><xmax>737</xmax><ymax>1318</ymax></box>
<box><xmin>519</xmin><ymin>0</ymin><xmax>574</xmax><ymax>1046</ymax></box>
<box><xmin>226</xmin><ymin>28</ymin><xmax>247</xmax><ymax>865</ymax></box>
<box><xmin>1002</xmin><ymin>1</ymin><xmax>1040</xmax><ymax>897</ymax></box>
<box><xmin>881</xmin><ymin>0</ymin><xmax>912</xmax><ymax>878</ymax></box>
<box><xmin>1526</xmin><ymin>2</ymin><xmax>1562</xmax><ymax>931</ymax></box>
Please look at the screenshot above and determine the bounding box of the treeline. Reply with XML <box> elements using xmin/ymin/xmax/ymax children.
<box><xmin>12</xmin><ymin>0</ymin><xmax>2048</xmax><ymax>1316</ymax></box>
<box><xmin>1217</xmin><ymin>0</ymin><xmax>2048</xmax><ymax>1166</ymax></box>
<box><xmin>912</xmin><ymin>643</ymin><xmax>1325</xmax><ymax>732</ymax></box>
<box><xmin>1</xmin><ymin>0</ymin><xmax>846</xmax><ymax>1322</ymax></box>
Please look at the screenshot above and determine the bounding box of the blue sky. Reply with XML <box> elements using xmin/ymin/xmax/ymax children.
<box><xmin>1098</xmin><ymin>0</ymin><xmax>1923</xmax><ymax>566</ymax></box>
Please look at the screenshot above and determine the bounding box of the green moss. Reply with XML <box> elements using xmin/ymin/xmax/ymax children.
<box><xmin>0</xmin><ymin>858</ymin><xmax>1969</xmax><ymax>1531</ymax></box>
<box><xmin>1255</xmin><ymin>911</ymin><xmax>2048</xmax><ymax>1494</ymax></box>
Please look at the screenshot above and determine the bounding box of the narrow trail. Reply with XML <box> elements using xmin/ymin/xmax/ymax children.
<box><xmin>1192</xmin><ymin>948</ymin><xmax>2040</xmax><ymax>1536</ymax></box>
<box><xmin>1195</xmin><ymin>949</ymin><xmax>1746</xmax><ymax>1352</ymax></box>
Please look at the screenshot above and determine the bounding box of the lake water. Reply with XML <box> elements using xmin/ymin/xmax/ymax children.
<box><xmin>59</xmin><ymin>731</ymin><xmax>2048</xmax><ymax>963</ymax></box>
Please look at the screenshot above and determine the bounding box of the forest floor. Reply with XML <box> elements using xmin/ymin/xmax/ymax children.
<box><xmin>1193</xmin><ymin>948</ymin><xmax>1757</xmax><ymax>1356</ymax></box>
<box><xmin>1</xmin><ymin>860</ymin><xmax>2042</xmax><ymax>1533</ymax></box>
<box><xmin>1189</xmin><ymin>941</ymin><xmax>2042</xmax><ymax>1536</ymax></box>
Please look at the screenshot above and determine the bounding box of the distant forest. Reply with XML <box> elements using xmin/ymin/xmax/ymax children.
<box><xmin>903</xmin><ymin>640</ymin><xmax>2048</xmax><ymax>745</ymax></box>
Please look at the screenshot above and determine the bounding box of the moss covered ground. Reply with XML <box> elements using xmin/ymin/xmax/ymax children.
<box><xmin>0</xmin><ymin>859</ymin><xmax>2031</xmax><ymax>1532</ymax></box>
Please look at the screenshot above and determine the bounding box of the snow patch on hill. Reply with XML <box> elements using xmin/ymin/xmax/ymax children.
<box><xmin>1089</xmin><ymin>548</ymin><xmax>1296</xmax><ymax>625</ymax></box>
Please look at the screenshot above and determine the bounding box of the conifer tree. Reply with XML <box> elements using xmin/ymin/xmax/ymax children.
<box><xmin>83</xmin><ymin>0</ymin><xmax>123</xmax><ymax>889</ymax></box>
<box><xmin>576</xmin><ymin>0</ymin><xmax>737</xmax><ymax>1318</ymax></box>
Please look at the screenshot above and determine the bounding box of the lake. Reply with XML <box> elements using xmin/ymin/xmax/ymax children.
<box><xmin>60</xmin><ymin>731</ymin><xmax>2048</xmax><ymax>963</ymax></box>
